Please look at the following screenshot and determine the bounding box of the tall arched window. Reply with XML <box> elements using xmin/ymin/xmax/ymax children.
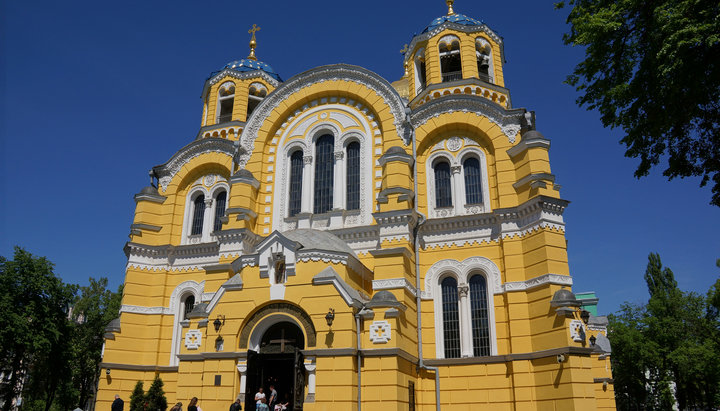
<box><xmin>289</xmin><ymin>150</ymin><xmax>304</xmax><ymax>216</ymax></box>
<box><xmin>463</xmin><ymin>157</ymin><xmax>483</xmax><ymax>204</ymax></box>
<box><xmin>247</xmin><ymin>83</ymin><xmax>267</xmax><ymax>119</ymax></box>
<box><xmin>182</xmin><ymin>294</ymin><xmax>195</xmax><ymax>320</ymax></box>
<box><xmin>346</xmin><ymin>141</ymin><xmax>360</xmax><ymax>210</ymax></box>
<box><xmin>476</xmin><ymin>39</ymin><xmax>493</xmax><ymax>83</ymax></box>
<box><xmin>441</xmin><ymin>277</ymin><xmax>461</xmax><ymax>358</ymax></box>
<box><xmin>213</xmin><ymin>191</ymin><xmax>226</xmax><ymax>232</ymax></box>
<box><xmin>439</xmin><ymin>36</ymin><xmax>462</xmax><ymax>83</ymax></box>
<box><xmin>217</xmin><ymin>83</ymin><xmax>235</xmax><ymax>123</ymax></box>
<box><xmin>414</xmin><ymin>50</ymin><xmax>427</xmax><ymax>93</ymax></box>
<box><xmin>191</xmin><ymin>195</ymin><xmax>205</xmax><ymax>235</ymax></box>
<box><xmin>469</xmin><ymin>275</ymin><xmax>490</xmax><ymax>356</ymax></box>
<box><xmin>314</xmin><ymin>135</ymin><xmax>334</xmax><ymax>214</ymax></box>
<box><xmin>434</xmin><ymin>161</ymin><xmax>453</xmax><ymax>208</ymax></box>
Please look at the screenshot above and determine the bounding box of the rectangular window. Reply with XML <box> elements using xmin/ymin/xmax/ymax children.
<box><xmin>346</xmin><ymin>142</ymin><xmax>360</xmax><ymax>210</ymax></box>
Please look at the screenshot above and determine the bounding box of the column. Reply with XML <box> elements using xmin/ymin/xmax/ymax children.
<box><xmin>301</xmin><ymin>155</ymin><xmax>313</xmax><ymax>213</ymax></box>
<box><xmin>202</xmin><ymin>197</ymin><xmax>214</xmax><ymax>242</ymax></box>
<box><xmin>458</xmin><ymin>283</ymin><xmax>473</xmax><ymax>357</ymax></box>
<box><xmin>304</xmin><ymin>356</ymin><xmax>316</xmax><ymax>402</ymax></box>
<box><xmin>451</xmin><ymin>165</ymin><xmax>463</xmax><ymax>216</ymax></box>
<box><xmin>333</xmin><ymin>151</ymin><xmax>344</xmax><ymax>210</ymax></box>
<box><xmin>237</xmin><ymin>360</ymin><xmax>248</xmax><ymax>396</ymax></box>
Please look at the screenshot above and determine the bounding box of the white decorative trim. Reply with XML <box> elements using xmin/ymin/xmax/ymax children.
<box><xmin>272</xmin><ymin>103</ymin><xmax>374</xmax><ymax>231</ymax></box>
<box><xmin>248</xmin><ymin>314</ymin><xmax>305</xmax><ymax>352</ymax></box>
<box><xmin>502</xmin><ymin>274</ymin><xmax>573</xmax><ymax>293</ymax></box>
<box><xmin>119</xmin><ymin>305</ymin><xmax>165</xmax><ymax>315</ymax></box>
<box><xmin>411</xmin><ymin>95</ymin><xmax>524</xmax><ymax>143</ymax></box>
<box><xmin>153</xmin><ymin>138</ymin><xmax>234</xmax><ymax>192</ymax></box>
<box><xmin>184</xmin><ymin>329</ymin><xmax>202</xmax><ymax>350</ymax></box>
<box><xmin>372</xmin><ymin>278</ymin><xmax>417</xmax><ymax>297</ymax></box>
<box><xmin>203</xmin><ymin>68</ymin><xmax>280</xmax><ymax>101</ymax></box>
<box><xmin>238</xmin><ymin>64</ymin><xmax>408</xmax><ymax>168</ymax></box>
<box><xmin>424</xmin><ymin>257</ymin><xmax>500</xmax><ymax>358</ymax></box>
<box><xmin>369</xmin><ymin>320</ymin><xmax>392</xmax><ymax>344</ymax></box>
<box><xmin>569</xmin><ymin>320</ymin><xmax>586</xmax><ymax>343</ymax></box>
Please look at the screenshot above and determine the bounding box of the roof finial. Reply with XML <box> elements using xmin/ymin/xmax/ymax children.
<box><xmin>446</xmin><ymin>0</ymin><xmax>455</xmax><ymax>16</ymax></box>
<box><xmin>247</xmin><ymin>24</ymin><xmax>260</xmax><ymax>61</ymax></box>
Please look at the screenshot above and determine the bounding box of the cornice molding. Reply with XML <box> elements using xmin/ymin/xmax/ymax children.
<box><xmin>202</xmin><ymin>69</ymin><xmax>281</xmax><ymax>100</ymax></box>
<box><xmin>153</xmin><ymin>138</ymin><xmax>234</xmax><ymax>192</ymax></box>
<box><xmin>404</xmin><ymin>21</ymin><xmax>504</xmax><ymax>66</ymax></box>
<box><xmin>410</xmin><ymin>95</ymin><xmax>525</xmax><ymax>143</ymax></box>
<box><xmin>237</xmin><ymin>64</ymin><xmax>409</xmax><ymax>168</ymax></box>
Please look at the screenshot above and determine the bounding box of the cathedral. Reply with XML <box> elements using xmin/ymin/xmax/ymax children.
<box><xmin>96</xmin><ymin>2</ymin><xmax>616</xmax><ymax>409</ymax></box>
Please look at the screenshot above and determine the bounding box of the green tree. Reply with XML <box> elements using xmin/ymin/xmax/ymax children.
<box><xmin>65</xmin><ymin>279</ymin><xmax>123</xmax><ymax>410</ymax></box>
<box><xmin>609</xmin><ymin>253</ymin><xmax>720</xmax><ymax>410</ymax></box>
<box><xmin>145</xmin><ymin>376</ymin><xmax>167</xmax><ymax>411</ymax></box>
<box><xmin>129</xmin><ymin>381</ymin><xmax>145</xmax><ymax>411</ymax></box>
<box><xmin>556</xmin><ymin>0</ymin><xmax>720</xmax><ymax>206</ymax></box>
<box><xmin>0</xmin><ymin>247</ymin><xmax>77</xmax><ymax>411</ymax></box>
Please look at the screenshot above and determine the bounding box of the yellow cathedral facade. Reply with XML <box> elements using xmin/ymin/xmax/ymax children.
<box><xmin>96</xmin><ymin>2</ymin><xmax>617</xmax><ymax>410</ymax></box>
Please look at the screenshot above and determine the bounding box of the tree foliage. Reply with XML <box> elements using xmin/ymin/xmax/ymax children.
<box><xmin>0</xmin><ymin>247</ymin><xmax>122</xmax><ymax>411</ymax></box>
<box><xmin>130</xmin><ymin>381</ymin><xmax>145</xmax><ymax>411</ymax></box>
<box><xmin>609</xmin><ymin>253</ymin><xmax>720</xmax><ymax>410</ymax></box>
<box><xmin>556</xmin><ymin>0</ymin><xmax>720</xmax><ymax>206</ymax></box>
<box><xmin>145</xmin><ymin>376</ymin><xmax>167</xmax><ymax>411</ymax></box>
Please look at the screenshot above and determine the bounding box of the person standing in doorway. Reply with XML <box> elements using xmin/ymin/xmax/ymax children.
<box><xmin>229</xmin><ymin>396</ymin><xmax>242</xmax><ymax>411</ymax></box>
<box><xmin>254</xmin><ymin>387</ymin><xmax>265</xmax><ymax>407</ymax></box>
<box><xmin>111</xmin><ymin>395</ymin><xmax>124</xmax><ymax>411</ymax></box>
<box><xmin>268</xmin><ymin>385</ymin><xmax>277</xmax><ymax>410</ymax></box>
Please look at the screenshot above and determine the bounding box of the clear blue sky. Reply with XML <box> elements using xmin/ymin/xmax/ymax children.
<box><xmin>2</xmin><ymin>0</ymin><xmax>718</xmax><ymax>315</ymax></box>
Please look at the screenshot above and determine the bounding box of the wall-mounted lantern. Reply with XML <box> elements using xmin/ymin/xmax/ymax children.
<box><xmin>213</xmin><ymin>315</ymin><xmax>226</xmax><ymax>332</ymax></box>
<box><xmin>325</xmin><ymin>308</ymin><xmax>335</xmax><ymax>327</ymax></box>
<box><xmin>580</xmin><ymin>309</ymin><xmax>590</xmax><ymax>324</ymax></box>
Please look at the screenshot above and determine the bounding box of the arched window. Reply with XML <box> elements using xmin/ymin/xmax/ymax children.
<box><xmin>213</xmin><ymin>191</ymin><xmax>226</xmax><ymax>232</ymax></box>
<box><xmin>476</xmin><ymin>39</ymin><xmax>493</xmax><ymax>83</ymax></box>
<box><xmin>434</xmin><ymin>161</ymin><xmax>453</xmax><ymax>208</ymax></box>
<box><xmin>463</xmin><ymin>157</ymin><xmax>483</xmax><ymax>204</ymax></box>
<box><xmin>346</xmin><ymin>141</ymin><xmax>360</xmax><ymax>210</ymax></box>
<box><xmin>314</xmin><ymin>135</ymin><xmax>334</xmax><ymax>214</ymax></box>
<box><xmin>217</xmin><ymin>82</ymin><xmax>235</xmax><ymax>123</ymax></box>
<box><xmin>247</xmin><ymin>82</ymin><xmax>267</xmax><ymax>119</ymax></box>
<box><xmin>191</xmin><ymin>195</ymin><xmax>205</xmax><ymax>235</ymax></box>
<box><xmin>441</xmin><ymin>277</ymin><xmax>461</xmax><ymax>359</ymax></box>
<box><xmin>439</xmin><ymin>36</ymin><xmax>462</xmax><ymax>83</ymax></box>
<box><xmin>469</xmin><ymin>275</ymin><xmax>490</xmax><ymax>356</ymax></box>
<box><xmin>182</xmin><ymin>294</ymin><xmax>195</xmax><ymax>320</ymax></box>
<box><xmin>288</xmin><ymin>150</ymin><xmax>304</xmax><ymax>216</ymax></box>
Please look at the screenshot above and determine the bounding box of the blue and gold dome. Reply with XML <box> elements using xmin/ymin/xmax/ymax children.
<box><xmin>422</xmin><ymin>12</ymin><xmax>483</xmax><ymax>33</ymax></box>
<box><xmin>219</xmin><ymin>58</ymin><xmax>282</xmax><ymax>81</ymax></box>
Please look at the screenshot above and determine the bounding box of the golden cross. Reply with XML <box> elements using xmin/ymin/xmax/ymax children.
<box><xmin>400</xmin><ymin>44</ymin><xmax>409</xmax><ymax>55</ymax></box>
<box><xmin>249</xmin><ymin>24</ymin><xmax>261</xmax><ymax>37</ymax></box>
<box><xmin>247</xmin><ymin>24</ymin><xmax>260</xmax><ymax>61</ymax></box>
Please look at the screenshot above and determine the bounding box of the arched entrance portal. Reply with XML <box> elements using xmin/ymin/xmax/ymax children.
<box><xmin>246</xmin><ymin>321</ymin><xmax>306</xmax><ymax>411</ymax></box>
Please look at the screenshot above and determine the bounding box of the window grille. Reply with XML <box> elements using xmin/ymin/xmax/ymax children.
<box><xmin>441</xmin><ymin>277</ymin><xmax>461</xmax><ymax>358</ymax></box>
<box><xmin>183</xmin><ymin>295</ymin><xmax>195</xmax><ymax>320</ymax></box>
<box><xmin>434</xmin><ymin>161</ymin><xmax>453</xmax><ymax>208</ymax></box>
<box><xmin>470</xmin><ymin>275</ymin><xmax>491</xmax><ymax>356</ymax></box>
<box><xmin>463</xmin><ymin>157</ymin><xmax>483</xmax><ymax>204</ymax></box>
<box><xmin>289</xmin><ymin>151</ymin><xmax>304</xmax><ymax>216</ymax></box>
<box><xmin>191</xmin><ymin>195</ymin><xmax>205</xmax><ymax>235</ymax></box>
<box><xmin>346</xmin><ymin>142</ymin><xmax>360</xmax><ymax>210</ymax></box>
<box><xmin>213</xmin><ymin>191</ymin><xmax>226</xmax><ymax>232</ymax></box>
<box><xmin>314</xmin><ymin>135</ymin><xmax>334</xmax><ymax>214</ymax></box>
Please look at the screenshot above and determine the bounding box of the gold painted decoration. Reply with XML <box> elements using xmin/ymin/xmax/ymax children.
<box><xmin>446</xmin><ymin>0</ymin><xmax>455</xmax><ymax>15</ymax></box>
<box><xmin>248</xmin><ymin>24</ymin><xmax>261</xmax><ymax>61</ymax></box>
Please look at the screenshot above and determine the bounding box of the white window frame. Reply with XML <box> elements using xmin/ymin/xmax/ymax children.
<box><xmin>216</xmin><ymin>81</ymin><xmax>236</xmax><ymax>123</ymax></box>
<box><xmin>475</xmin><ymin>38</ymin><xmax>495</xmax><ymax>83</ymax></box>
<box><xmin>425</xmin><ymin>258</ymin><xmax>500</xmax><ymax>359</ymax></box>
<box><xmin>426</xmin><ymin>145</ymin><xmax>491</xmax><ymax>219</ymax></box>
<box><xmin>181</xmin><ymin>179</ymin><xmax>229</xmax><ymax>245</ymax></box>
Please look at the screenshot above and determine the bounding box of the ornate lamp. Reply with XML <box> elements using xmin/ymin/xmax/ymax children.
<box><xmin>580</xmin><ymin>309</ymin><xmax>591</xmax><ymax>324</ymax></box>
<box><xmin>213</xmin><ymin>315</ymin><xmax>225</xmax><ymax>332</ymax></box>
<box><xmin>325</xmin><ymin>308</ymin><xmax>335</xmax><ymax>327</ymax></box>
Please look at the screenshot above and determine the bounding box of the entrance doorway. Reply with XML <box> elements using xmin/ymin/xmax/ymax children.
<box><xmin>245</xmin><ymin>321</ymin><xmax>306</xmax><ymax>411</ymax></box>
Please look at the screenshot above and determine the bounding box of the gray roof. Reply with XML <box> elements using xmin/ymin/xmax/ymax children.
<box><xmin>366</xmin><ymin>290</ymin><xmax>405</xmax><ymax>310</ymax></box>
<box><xmin>385</xmin><ymin>146</ymin><xmax>407</xmax><ymax>155</ymax></box>
<box><xmin>551</xmin><ymin>289</ymin><xmax>580</xmax><ymax>307</ymax></box>
<box><xmin>283</xmin><ymin>229</ymin><xmax>356</xmax><ymax>257</ymax></box>
<box><xmin>233</xmin><ymin>169</ymin><xmax>255</xmax><ymax>179</ymax></box>
<box><xmin>522</xmin><ymin>130</ymin><xmax>546</xmax><ymax>140</ymax></box>
<box><xmin>594</xmin><ymin>333</ymin><xmax>612</xmax><ymax>353</ymax></box>
<box><xmin>138</xmin><ymin>185</ymin><xmax>159</xmax><ymax>195</ymax></box>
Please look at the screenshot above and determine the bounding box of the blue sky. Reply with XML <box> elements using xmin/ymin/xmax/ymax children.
<box><xmin>2</xmin><ymin>0</ymin><xmax>718</xmax><ymax>315</ymax></box>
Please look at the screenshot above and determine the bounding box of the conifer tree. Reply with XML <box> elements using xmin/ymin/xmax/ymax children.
<box><xmin>129</xmin><ymin>381</ymin><xmax>145</xmax><ymax>411</ymax></box>
<box><xmin>145</xmin><ymin>376</ymin><xmax>167</xmax><ymax>411</ymax></box>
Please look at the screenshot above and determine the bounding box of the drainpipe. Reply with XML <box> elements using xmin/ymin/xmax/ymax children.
<box><xmin>407</xmin><ymin>106</ymin><xmax>442</xmax><ymax>411</ymax></box>
<box><xmin>355</xmin><ymin>308</ymin><xmax>364</xmax><ymax>411</ymax></box>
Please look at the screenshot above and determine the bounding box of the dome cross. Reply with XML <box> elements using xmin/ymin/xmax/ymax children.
<box><xmin>247</xmin><ymin>24</ymin><xmax>261</xmax><ymax>61</ymax></box>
